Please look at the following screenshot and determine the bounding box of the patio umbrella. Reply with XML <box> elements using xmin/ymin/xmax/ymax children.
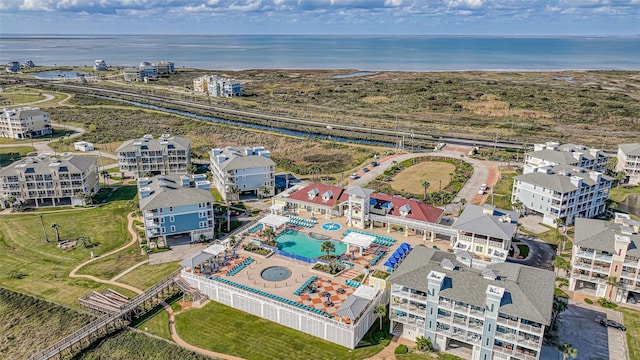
<box><xmin>400</xmin><ymin>243</ymin><xmax>411</xmax><ymax>250</ymax></box>
<box><xmin>395</xmin><ymin>247</ymin><xmax>407</xmax><ymax>256</ymax></box>
<box><xmin>383</xmin><ymin>259</ymin><xmax>396</xmax><ymax>268</ymax></box>
<box><xmin>393</xmin><ymin>253</ymin><xmax>402</xmax><ymax>261</ymax></box>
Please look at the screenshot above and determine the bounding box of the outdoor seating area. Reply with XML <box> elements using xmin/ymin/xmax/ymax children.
<box><xmin>343</xmin><ymin>229</ymin><xmax>396</xmax><ymax>247</ymax></box>
<box><xmin>225</xmin><ymin>257</ymin><xmax>255</xmax><ymax>277</ymax></box>
<box><xmin>369</xmin><ymin>249</ymin><xmax>387</xmax><ymax>266</ymax></box>
<box><xmin>209</xmin><ymin>276</ymin><xmax>332</xmax><ymax>318</ymax></box>
<box><xmin>383</xmin><ymin>243</ymin><xmax>412</xmax><ymax>272</ymax></box>
<box><xmin>248</xmin><ymin>223</ymin><xmax>264</xmax><ymax>234</ymax></box>
<box><xmin>286</xmin><ymin>215</ymin><xmax>318</xmax><ymax>228</ymax></box>
<box><xmin>294</xmin><ymin>275</ymin><xmax>318</xmax><ymax>296</ymax></box>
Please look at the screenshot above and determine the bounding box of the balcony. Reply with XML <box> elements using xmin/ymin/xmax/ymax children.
<box><xmin>145</xmin><ymin>220</ymin><xmax>160</xmax><ymax>228</ymax></box>
<box><xmin>495</xmin><ymin>331</ymin><xmax>518</xmax><ymax>342</ymax></box>
<box><xmin>517</xmin><ymin>336</ymin><xmax>541</xmax><ymax>350</ymax></box>
<box><xmin>493</xmin><ymin>345</ymin><xmax>514</xmax><ymax>356</ymax></box>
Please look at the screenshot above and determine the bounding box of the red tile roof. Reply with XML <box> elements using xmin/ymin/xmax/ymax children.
<box><xmin>370</xmin><ymin>193</ymin><xmax>443</xmax><ymax>223</ymax></box>
<box><xmin>287</xmin><ymin>183</ymin><xmax>349</xmax><ymax>207</ymax></box>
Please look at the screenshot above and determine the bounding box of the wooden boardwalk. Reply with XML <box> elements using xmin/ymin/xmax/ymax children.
<box><xmin>29</xmin><ymin>270</ymin><xmax>187</xmax><ymax>360</ymax></box>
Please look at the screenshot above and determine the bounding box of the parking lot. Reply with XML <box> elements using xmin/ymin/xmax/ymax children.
<box><xmin>541</xmin><ymin>303</ymin><xmax>627</xmax><ymax>360</ymax></box>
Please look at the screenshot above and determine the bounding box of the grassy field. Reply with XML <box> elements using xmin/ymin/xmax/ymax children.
<box><xmin>174</xmin><ymin>301</ymin><xmax>385</xmax><ymax>360</ymax></box>
<box><xmin>76</xmin><ymin>249</ymin><xmax>147</xmax><ymax>280</ymax></box>
<box><xmin>389</xmin><ymin>161</ymin><xmax>455</xmax><ymax>194</ymax></box>
<box><xmin>0</xmin><ymin>145</ymin><xmax>35</xmax><ymax>166</ymax></box>
<box><xmin>0</xmin><ymin>91</ymin><xmax>46</xmax><ymax>105</ymax></box>
<box><xmin>75</xmin><ymin>330</ymin><xmax>210</xmax><ymax>360</ymax></box>
<box><xmin>135</xmin><ymin>306</ymin><xmax>172</xmax><ymax>341</ymax></box>
<box><xmin>609</xmin><ymin>185</ymin><xmax>640</xmax><ymax>203</ymax></box>
<box><xmin>0</xmin><ymin>287</ymin><xmax>92</xmax><ymax>359</ymax></box>
<box><xmin>620</xmin><ymin>307</ymin><xmax>640</xmax><ymax>360</ymax></box>
<box><xmin>491</xmin><ymin>166</ymin><xmax>520</xmax><ymax>210</ymax></box>
<box><xmin>0</xmin><ymin>201</ymin><xmax>134</xmax><ymax>307</ymax></box>
<box><xmin>118</xmin><ymin>262</ymin><xmax>182</xmax><ymax>290</ymax></box>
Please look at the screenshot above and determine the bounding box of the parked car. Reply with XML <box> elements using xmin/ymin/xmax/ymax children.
<box><xmin>362</xmin><ymin>167</ymin><xmax>369</xmax><ymax>173</ymax></box>
<box><xmin>628</xmin><ymin>295</ymin><xmax>637</xmax><ymax>304</ymax></box>
<box><xmin>350</xmin><ymin>173</ymin><xmax>359</xmax><ymax>179</ymax></box>
<box><xmin>370</xmin><ymin>161</ymin><xmax>379</xmax><ymax>167</ymax></box>
<box><xmin>600</xmin><ymin>319</ymin><xmax>626</xmax><ymax>331</ymax></box>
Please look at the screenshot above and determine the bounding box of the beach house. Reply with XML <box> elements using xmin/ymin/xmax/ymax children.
<box><xmin>616</xmin><ymin>143</ymin><xmax>640</xmax><ymax>185</ymax></box>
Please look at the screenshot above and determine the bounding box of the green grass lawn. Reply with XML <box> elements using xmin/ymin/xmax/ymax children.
<box><xmin>119</xmin><ymin>262</ymin><xmax>182</xmax><ymax>290</ymax></box>
<box><xmin>174</xmin><ymin>301</ymin><xmax>385</xmax><ymax>360</ymax></box>
<box><xmin>76</xmin><ymin>248</ymin><xmax>147</xmax><ymax>280</ymax></box>
<box><xmin>0</xmin><ymin>146</ymin><xmax>35</xmax><ymax>166</ymax></box>
<box><xmin>0</xmin><ymin>201</ymin><xmax>133</xmax><ymax>307</ymax></box>
<box><xmin>517</xmin><ymin>244</ymin><xmax>530</xmax><ymax>258</ymax></box>
<box><xmin>135</xmin><ymin>307</ymin><xmax>172</xmax><ymax>341</ymax></box>
<box><xmin>491</xmin><ymin>167</ymin><xmax>519</xmax><ymax>210</ymax></box>
<box><xmin>609</xmin><ymin>185</ymin><xmax>640</xmax><ymax>203</ymax></box>
<box><xmin>620</xmin><ymin>307</ymin><xmax>640</xmax><ymax>360</ymax></box>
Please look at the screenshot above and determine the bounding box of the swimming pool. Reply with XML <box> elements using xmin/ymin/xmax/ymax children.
<box><xmin>276</xmin><ymin>230</ymin><xmax>347</xmax><ymax>259</ymax></box>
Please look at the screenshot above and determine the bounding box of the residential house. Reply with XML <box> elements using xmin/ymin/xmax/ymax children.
<box><xmin>569</xmin><ymin>215</ymin><xmax>640</xmax><ymax>303</ymax></box>
<box><xmin>5</xmin><ymin>62</ymin><xmax>20</xmax><ymax>72</ymax></box>
<box><xmin>139</xmin><ymin>174</ymin><xmax>214</xmax><ymax>246</ymax></box>
<box><xmin>21</xmin><ymin>60</ymin><xmax>35</xmax><ymax>69</ymax></box>
<box><xmin>0</xmin><ymin>107</ymin><xmax>53</xmax><ymax>139</ymax></box>
<box><xmin>616</xmin><ymin>143</ymin><xmax>640</xmax><ymax>185</ymax></box>
<box><xmin>524</xmin><ymin>142</ymin><xmax>609</xmax><ymax>174</ymax></box>
<box><xmin>116</xmin><ymin>134</ymin><xmax>191</xmax><ymax>178</ymax></box>
<box><xmin>452</xmin><ymin>204</ymin><xmax>520</xmax><ymax>265</ymax></box>
<box><xmin>193</xmin><ymin>75</ymin><xmax>242</xmax><ymax>97</ymax></box>
<box><xmin>512</xmin><ymin>164</ymin><xmax>611</xmax><ymax>226</ymax></box>
<box><xmin>94</xmin><ymin>60</ymin><xmax>107</xmax><ymax>71</ymax></box>
<box><xmin>0</xmin><ymin>154</ymin><xmax>99</xmax><ymax>208</ymax></box>
<box><xmin>209</xmin><ymin>146</ymin><xmax>275</xmax><ymax>201</ymax></box>
<box><xmin>388</xmin><ymin>245</ymin><xmax>554</xmax><ymax>360</ymax></box>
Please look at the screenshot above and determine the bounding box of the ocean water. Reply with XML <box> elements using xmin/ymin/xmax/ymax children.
<box><xmin>1</xmin><ymin>35</ymin><xmax>639</xmax><ymax>71</ymax></box>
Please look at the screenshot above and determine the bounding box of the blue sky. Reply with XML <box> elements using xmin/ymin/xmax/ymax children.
<box><xmin>1</xmin><ymin>0</ymin><xmax>639</xmax><ymax>35</ymax></box>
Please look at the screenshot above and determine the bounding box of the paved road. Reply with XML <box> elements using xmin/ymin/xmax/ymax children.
<box><xmin>507</xmin><ymin>234</ymin><xmax>556</xmax><ymax>271</ymax></box>
<box><xmin>348</xmin><ymin>150</ymin><xmax>495</xmax><ymax>211</ymax></box>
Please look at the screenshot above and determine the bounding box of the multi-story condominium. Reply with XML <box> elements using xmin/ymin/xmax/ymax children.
<box><xmin>452</xmin><ymin>205</ymin><xmax>520</xmax><ymax>265</ymax></box>
<box><xmin>524</xmin><ymin>142</ymin><xmax>609</xmax><ymax>174</ymax></box>
<box><xmin>22</xmin><ymin>60</ymin><xmax>35</xmax><ymax>69</ymax></box>
<box><xmin>139</xmin><ymin>174</ymin><xmax>214</xmax><ymax>245</ymax></box>
<box><xmin>139</xmin><ymin>62</ymin><xmax>158</xmax><ymax>78</ymax></box>
<box><xmin>569</xmin><ymin>215</ymin><xmax>640</xmax><ymax>303</ymax></box>
<box><xmin>209</xmin><ymin>146</ymin><xmax>275</xmax><ymax>201</ymax></box>
<box><xmin>152</xmin><ymin>61</ymin><xmax>175</xmax><ymax>76</ymax></box>
<box><xmin>388</xmin><ymin>245</ymin><xmax>554</xmax><ymax>360</ymax></box>
<box><xmin>93</xmin><ymin>60</ymin><xmax>107</xmax><ymax>71</ymax></box>
<box><xmin>193</xmin><ymin>75</ymin><xmax>242</xmax><ymax>97</ymax></box>
<box><xmin>123</xmin><ymin>68</ymin><xmax>144</xmax><ymax>82</ymax></box>
<box><xmin>616</xmin><ymin>143</ymin><xmax>640</xmax><ymax>185</ymax></box>
<box><xmin>512</xmin><ymin>164</ymin><xmax>611</xmax><ymax>226</ymax></box>
<box><xmin>0</xmin><ymin>154</ymin><xmax>99</xmax><ymax>208</ymax></box>
<box><xmin>0</xmin><ymin>107</ymin><xmax>52</xmax><ymax>139</ymax></box>
<box><xmin>117</xmin><ymin>134</ymin><xmax>191</xmax><ymax>178</ymax></box>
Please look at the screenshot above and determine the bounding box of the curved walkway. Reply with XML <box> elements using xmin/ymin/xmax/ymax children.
<box><xmin>68</xmin><ymin>212</ymin><xmax>143</xmax><ymax>295</ymax></box>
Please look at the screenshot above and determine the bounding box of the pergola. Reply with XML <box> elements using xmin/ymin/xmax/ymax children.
<box><xmin>180</xmin><ymin>244</ymin><xmax>226</xmax><ymax>270</ymax></box>
<box><xmin>341</xmin><ymin>232</ymin><xmax>375</xmax><ymax>256</ymax></box>
<box><xmin>259</xmin><ymin>214</ymin><xmax>289</xmax><ymax>231</ymax></box>
<box><xmin>335</xmin><ymin>285</ymin><xmax>378</xmax><ymax>322</ymax></box>
<box><xmin>269</xmin><ymin>203</ymin><xmax>286</xmax><ymax>215</ymax></box>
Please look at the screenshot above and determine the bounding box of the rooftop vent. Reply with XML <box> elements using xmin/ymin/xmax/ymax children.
<box><xmin>482</xmin><ymin>269</ymin><xmax>499</xmax><ymax>280</ymax></box>
<box><xmin>498</xmin><ymin>215</ymin><xmax>512</xmax><ymax>223</ymax></box>
<box><xmin>440</xmin><ymin>258</ymin><xmax>457</xmax><ymax>271</ymax></box>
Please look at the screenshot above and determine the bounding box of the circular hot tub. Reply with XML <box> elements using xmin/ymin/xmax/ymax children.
<box><xmin>261</xmin><ymin>266</ymin><xmax>292</xmax><ymax>282</ymax></box>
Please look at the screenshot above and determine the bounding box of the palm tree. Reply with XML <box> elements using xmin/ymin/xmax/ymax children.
<box><xmin>185</xmin><ymin>163</ymin><xmax>197</xmax><ymax>174</ymax></box>
<box><xmin>552</xmin><ymin>256</ymin><xmax>571</xmax><ymax>277</ymax></box>
<box><xmin>320</xmin><ymin>241</ymin><xmax>335</xmax><ymax>258</ymax></box>
<box><xmin>100</xmin><ymin>170</ymin><xmax>110</xmax><ymax>187</ymax></box>
<box><xmin>558</xmin><ymin>343</ymin><xmax>578</xmax><ymax>360</ymax></box>
<box><xmin>554</xmin><ymin>218</ymin><xmax>565</xmax><ymax>255</ymax></box>
<box><xmin>374</xmin><ymin>304</ymin><xmax>387</xmax><ymax>330</ymax></box>
<box><xmin>421</xmin><ymin>181</ymin><xmax>430</xmax><ymax>201</ymax></box>
<box><xmin>460</xmin><ymin>198</ymin><xmax>466</xmax><ymax>207</ymax></box>
<box><xmin>51</xmin><ymin>223</ymin><xmax>61</xmax><ymax>242</ymax></box>
<box><xmin>262</xmin><ymin>227</ymin><xmax>276</xmax><ymax>246</ymax></box>
<box><xmin>606</xmin><ymin>276</ymin><xmax>621</xmax><ymax>302</ymax></box>
<box><xmin>415</xmin><ymin>336</ymin><xmax>433</xmax><ymax>352</ymax></box>
<box><xmin>551</xmin><ymin>296</ymin><xmax>568</xmax><ymax>329</ymax></box>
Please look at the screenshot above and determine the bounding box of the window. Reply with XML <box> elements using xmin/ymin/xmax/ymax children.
<box><xmin>170</xmin><ymin>225</ymin><xmax>176</xmax><ymax>232</ymax></box>
<box><xmin>199</xmin><ymin>211</ymin><xmax>206</xmax><ymax>218</ymax></box>
<box><xmin>161</xmin><ymin>227</ymin><xmax>166</xmax><ymax>234</ymax></box>
<box><xmin>160</xmin><ymin>217</ymin><xmax>165</xmax><ymax>224</ymax></box>
<box><xmin>169</xmin><ymin>206</ymin><xmax>173</xmax><ymax>212</ymax></box>
<box><xmin>170</xmin><ymin>215</ymin><xmax>175</xmax><ymax>222</ymax></box>
<box><xmin>475</xmin><ymin>245</ymin><xmax>483</xmax><ymax>252</ymax></box>
<box><xmin>199</xmin><ymin>221</ymin><xmax>207</xmax><ymax>228</ymax></box>
<box><xmin>159</xmin><ymin>208</ymin><xmax>164</xmax><ymax>213</ymax></box>
<box><xmin>488</xmin><ymin>324</ymin><xmax>492</xmax><ymax>332</ymax></box>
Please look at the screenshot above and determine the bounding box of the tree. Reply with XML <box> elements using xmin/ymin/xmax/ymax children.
<box><xmin>262</xmin><ymin>227</ymin><xmax>276</xmax><ymax>246</ymax></box>
<box><xmin>258</xmin><ymin>185</ymin><xmax>271</xmax><ymax>199</ymax></box>
<box><xmin>51</xmin><ymin>223</ymin><xmax>61</xmax><ymax>242</ymax></box>
<box><xmin>460</xmin><ymin>198</ymin><xmax>467</xmax><ymax>207</ymax></box>
<box><xmin>374</xmin><ymin>304</ymin><xmax>387</xmax><ymax>330</ymax></box>
<box><xmin>552</xmin><ymin>256</ymin><xmax>571</xmax><ymax>277</ymax></box>
<box><xmin>415</xmin><ymin>336</ymin><xmax>433</xmax><ymax>352</ymax></box>
<box><xmin>185</xmin><ymin>163</ymin><xmax>197</xmax><ymax>174</ymax></box>
<box><xmin>606</xmin><ymin>276</ymin><xmax>621</xmax><ymax>302</ymax></box>
<box><xmin>554</xmin><ymin>218</ymin><xmax>566</xmax><ymax>255</ymax></box>
<box><xmin>606</xmin><ymin>157</ymin><xmax>618</xmax><ymax>176</ymax></box>
<box><xmin>615</xmin><ymin>171</ymin><xmax>627</xmax><ymax>187</ymax></box>
<box><xmin>551</xmin><ymin>296</ymin><xmax>568</xmax><ymax>329</ymax></box>
<box><xmin>421</xmin><ymin>181</ymin><xmax>430</xmax><ymax>201</ymax></box>
<box><xmin>512</xmin><ymin>200</ymin><xmax>524</xmax><ymax>213</ymax></box>
<box><xmin>100</xmin><ymin>170</ymin><xmax>110</xmax><ymax>187</ymax></box>
<box><xmin>558</xmin><ymin>343</ymin><xmax>578</xmax><ymax>360</ymax></box>
<box><xmin>320</xmin><ymin>241</ymin><xmax>335</xmax><ymax>258</ymax></box>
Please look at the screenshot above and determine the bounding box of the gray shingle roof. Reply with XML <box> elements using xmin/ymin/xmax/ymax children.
<box><xmin>335</xmin><ymin>295</ymin><xmax>370</xmax><ymax>320</ymax></box>
<box><xmin>388</xmin><ymin>245</ymin><xmax>555</xmax><ymax>325</ymax></box>
<box><xmin>574</xmin><ymin>218</ymin><xmax>640</xmax><ymax>256</ymax></box>
<box><xmin>528</xmin><ymin>149</ymin><xmax>580</xmax><ymax>165</ymax></box>
<box><xmin>0</xmin><ymin>155</ymin><xmax>96</xmax><ymax>176</ymax></box>
<box><xmin>346</xmin><ymin>186</ymin><xmax>375</xmax><ymax>198</ymax></box>
<box><xmin>453</xmin><ymin>205</ymin><xmax>520</xmax><ymax>241</ymax></box>
<box><xmin>210</xmin><ymin>146</ymin><xmax>275</xmax><ymax>171</ymax></box>
<box><xmin>139</xmin><ymin>174</ymin><xmax>213</xmax><ymax>210</ymax></box>
<box><xmin>116</xmin><ymin>136</ymin><xmax>190</xmax><ymax>152</ymax></box>
<box><xmin>515</xmin><ymin>165</ymin><xmax>611</xmax><ymax>193</ymax></box>
<box><xmin>619</xmin><ymin>143</ymin><xmax>640</xmax><ymax>156</ymax></box>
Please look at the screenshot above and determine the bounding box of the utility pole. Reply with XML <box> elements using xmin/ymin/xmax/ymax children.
<box><xmin>40</xmin><ymin>214</ymin><xmax>49</xmax><ymax>242</ymax></box>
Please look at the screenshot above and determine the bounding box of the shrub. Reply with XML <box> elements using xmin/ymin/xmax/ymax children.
<box><xmin>394</xmin><ymin>344</ymin><xmax>409</xmax><ymax>354</ymax></box>
<box><xmin>584</xmin><ymin>298</ymin><xmax>593</xmax><ymax>304</ymax></box>
<box><xmin>380</xmin><ymin>338</ymin><xmax>390</xmax><ymax>347</ymax></box>
<box><xmin>597</xmin><ymin>298</ymin><xmax>618</xmax><ymax>309</ymax></box>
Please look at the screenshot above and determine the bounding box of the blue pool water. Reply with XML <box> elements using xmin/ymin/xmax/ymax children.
<box><xmin>31</xmin><ymin>71</ymin><xmax>95</xmax><ymax>79</ymax></box>
<box><xmin>321</xmin><ymin>222</ymin><xmax>342</xmax><ymax>231</ymax></box>
<box><xmin>276</xmin><ymin>230</ymin><xmax>347</xmax><ymax>259</ymax></box>
<box><xmin>261</xmin><ymin>266</ymin><xmax>292</xmax><ymax>282</ymax></box>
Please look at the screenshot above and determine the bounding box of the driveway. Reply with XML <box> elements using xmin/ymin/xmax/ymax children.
<box><xmin>507</xmin><ymin>234</ymin><xmax>555</xmax><ymax>271</ymax></box>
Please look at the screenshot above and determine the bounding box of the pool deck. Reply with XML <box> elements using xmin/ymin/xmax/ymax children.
<box><xmin>190</xmin><ymin>213</ymin><xmax>454</xmax><ymax>320</ymax></box>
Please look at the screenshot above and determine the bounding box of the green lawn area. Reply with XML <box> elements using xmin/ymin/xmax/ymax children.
<box><xmin>0</xmin><ymin>92</ymin><xmax>46</xmax><ymax>104</ymax></box>
<box><xmin>0</xmin><ymin>146</ymin><xmax>35</xmax><ymax>166</ymax></box>
<box><xmin>119</xmin><ymin>262</ymin><xmax>182</xmax><ymax>291</ymax></box>
<box><xmin>174</xmin><ymin>301</ymin><xmax>385</xmax><ymax>360</ymax></box>
<box><xmin>620</xmin><ymin>307</ymin><xmax>640</xmax><ymax>360</ymax></box>
<box><xmin>0</xmin><ymin>201</ymin><xmax>134</xmax><ymax>307</ymax></box>
<box><xmin>609</xmin><ymin>185</ymin><xmax>640</xmax><ymax>203</ymax></box>
<box><xmin>94</xmin><ymin>185</ymin><xmax>137</xmax><ymax>203</ymax></box>
<box><xmin>76</xmin><ymin>248</ymin><xmax>147</xmax><ymax>280</ymax></box>
<box><xmin>135</xmin><ymin>307</ymin><xmax>172</xmax><ymax>341</ymax></box>
<box><xmin>517</xmin><ymin>244</ymin><xmax>530</xmax><ymax>258</ymax></box>
<box><xmin>491</xmin><ymin>167</ymin><xmax>519</xmax><ymax>210</ymax></box>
